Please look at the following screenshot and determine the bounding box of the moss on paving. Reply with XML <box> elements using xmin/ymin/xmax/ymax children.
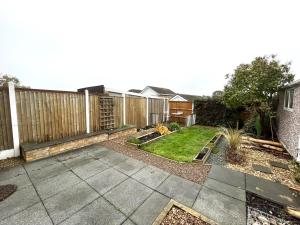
<box><xmin>141</xmin><ymin>126</ymin><xmax>217</xmax><ymax>162</ymax></box>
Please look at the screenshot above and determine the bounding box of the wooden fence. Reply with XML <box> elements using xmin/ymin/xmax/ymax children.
<box><xmin>0</xmin><ymin>87</ymin><xmax>13</xmax><ymax>150</ymax></box>
<box><xmin>15</xmin><ymin>88</ymin><xmax>86</xmax><ymax>144</ymax></box>
<box><xmin>0</xmin><ymin>87</ymin><xmax>166</xmax><ymax>150</ymax></box>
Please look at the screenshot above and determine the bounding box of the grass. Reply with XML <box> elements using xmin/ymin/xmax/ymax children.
<box><xmin>141</xmin><ymin>126</ymin><xmax>217</xmax><ymax>162</ymax></box>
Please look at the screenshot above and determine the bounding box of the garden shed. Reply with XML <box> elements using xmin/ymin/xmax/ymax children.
<box><xmin>169</xmin><ymin>94</ymin><xmax>202</xmax><ymax>126</ymax></box>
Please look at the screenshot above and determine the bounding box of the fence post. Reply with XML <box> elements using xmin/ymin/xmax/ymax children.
<box><xmin>85</xmin><ymin>90</ymin><xmax>90</xmax><ymax>134</ymax></box>
<box><xmin>146</xmin><ymin>97</ymin><xmax>149</xmax><ymax>126</ymax></box>
<box><xmin>8</xmin><ymin>82</ymin><xmax>20</xmax><ymax>156</ymax></box>
<box><xmin>163</xmin><ymin>98</ymin><xmax>165</xmax><ymax>122</ymax></box>
<box><xmin>122</xmin><ymin>93</ymin><xmax>126</xmax><ymax>125</ymax></box>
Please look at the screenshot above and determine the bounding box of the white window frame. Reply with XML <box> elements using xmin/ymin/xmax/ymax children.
<box><xmin>284</xmin><ymin>88</ymin><xmax>294</xmax><ymax>111</ymax></box>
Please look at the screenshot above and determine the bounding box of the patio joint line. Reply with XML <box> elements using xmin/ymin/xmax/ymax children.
<box><xmin>192</xmin><ymin>183</ymin><xmax>203</xmax><ymax>208</ymax></box>
<box><xmin>22</xmin><ymin>165</ymin><xmax>55</xmax><ymax>225</ymax></box>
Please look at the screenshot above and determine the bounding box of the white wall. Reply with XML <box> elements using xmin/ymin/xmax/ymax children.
<box><xmin>141</xmin><ymin>87</ymin><xmax>158</xmax><ymax>96</ymax></box>
<box><xmin>169</xmin><ymin>95</ymin><xmax>187</xmax><ymax>101</ymax></box>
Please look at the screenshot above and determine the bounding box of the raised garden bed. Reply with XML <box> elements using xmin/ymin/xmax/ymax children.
<box><xmin>127</xmin><ymin>130</ymin><xmax>175</xmax><ymax>147</ymax></box>
<box><xmin>153</xmin><ymin>200</ymin><xmax>217</xmax><ymax>225</ymax></box>
<box><xmin>194</xmin><ymin>134</ymin><xmax>221</xmax><ymax>164</ymax></box>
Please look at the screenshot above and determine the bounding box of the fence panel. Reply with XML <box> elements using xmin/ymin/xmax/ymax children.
<box><xmin>89</xmin><ymin>95</ymin><xmax>101</xmax><ymax>132</ymax></box>
<box><xmin>0</xmin><ymin>87</ymin><xmax>13</xmax><ymax>150</ymax></box>
<box><xmin>125</xmin><ymin>95</ymin><xmax>147</xmax><ymax>128</ymax></box>
<box><xmin>15</xmin><ymin>88</ymin><xmax>86</xmax><ymax>144</ymax></box>
<box><xmin>112</xmin><ymin>96</ymin><xmax>123</xmax><ymax>128</ymax></box>
<box><xmin>148</xmin><ymin>98</ymin><xmax>164</xmax><ymax>125</ymax></box>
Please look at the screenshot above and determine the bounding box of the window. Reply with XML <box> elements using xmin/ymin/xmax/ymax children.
<box><xmin>284</xmin><ymin>89</ymin><xmax>294</xmax><ymax>110</ymax></box>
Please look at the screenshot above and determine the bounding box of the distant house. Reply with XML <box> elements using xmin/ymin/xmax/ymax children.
<box><xmin>128</xmin><ymin>89</ymin><xmax>142</xmax><ymax>94</ymax></box>
<box><xmin>277</xmin><ymin>79</ymin><xmax>300</xmax><ymax>161</ymax></box>
<box><xmin>140</xmin><ymin>86</ymin><xmax>175</xmax><ymax>98</ymax></box>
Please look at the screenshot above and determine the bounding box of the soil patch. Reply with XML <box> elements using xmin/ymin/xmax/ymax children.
<box><xmin>0</xmin><ymin>184</ymin><xmax>17</xmax><ymax>201</ymax></box>
<box><xmin>138</xmin><ymin>132</ymin><xmax>161</xmax><ymax>143</ymax></box>
<box><xmin>0</xmin><ymin>157</ymin><xmax>24</xmax><ymax>170</ymax></box>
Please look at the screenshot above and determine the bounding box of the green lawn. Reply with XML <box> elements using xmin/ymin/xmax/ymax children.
<box><xmin>141</xmin><ymin>126</ymin><xmax>217</xmax><ymax>162</ymax></box>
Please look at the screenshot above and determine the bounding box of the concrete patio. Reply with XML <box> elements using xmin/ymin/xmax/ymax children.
<box><xmin>2</xmin><ymin>144</ymin><xmax>296</xmax><ymax>225</ymax></box>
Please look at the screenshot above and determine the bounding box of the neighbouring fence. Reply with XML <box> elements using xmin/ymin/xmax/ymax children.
<box><xmin>0</xmin><ymin>87</ymin><xmax>13</xmax><ymax>150</ymax></box>
<box><xmin>0</xmin><ymin>85</ymin><xmax>167</xmax><ymax>152</ymax></box>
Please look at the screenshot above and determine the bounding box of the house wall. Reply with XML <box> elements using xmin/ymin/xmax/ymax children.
<box><xmin>277</xmin><ymin>86</ymin><xmax>300</xmax><ymax>159</ymax></box>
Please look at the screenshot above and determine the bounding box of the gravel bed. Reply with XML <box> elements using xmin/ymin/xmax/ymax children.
<box><xmin>206</xmin><ymin>136</ymin><xmax>227</xmax><ymax>166</ymax></box>
<box><xmin>100</xmin><ymin>130</ymin><xmax>211</xmax><ymax>185</ymax></box>
<box><xmin>0</xmin><ymin>157</ymin><xmax>24</xmax><ymax>170</ymax></box>
<box><xmin>247</xmin><ymin>193</ymin><xmax>299</xmax><ymax>225</ymax></box>
<box><xmin>0</xmin><ymin>184</ymin><xmax>17</xmax><ymax>201</ymax></box>
<box><xmin>160</xmin><ymin>206</ymin><xmax>210</xmax><ymax>225</ymax></box>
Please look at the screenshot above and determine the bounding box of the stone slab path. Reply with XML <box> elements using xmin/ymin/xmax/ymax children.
<box><xmin>1</xmin><ymin>145</ymin><xmax>299</xmax><ymax>225</ymax></box>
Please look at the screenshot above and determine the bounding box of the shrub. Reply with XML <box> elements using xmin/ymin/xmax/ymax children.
<box><xmin>156</xmin><ymin>123</ymin><xmax>171</xmax><ymax>135</ymax></box>
<box><xmin>168</xmin><ymin>122</ymin><xmax>181</xmax><ymax>131</ymax></box>
<box><xmin>218</xmin><ymin>127</ymin><xmax>245</xmax><ymax>164</ymax></box>
<box><xmin>127</xmin><ymin>136</ymin><xmax>142</xmax><ymax>145</ymax></box>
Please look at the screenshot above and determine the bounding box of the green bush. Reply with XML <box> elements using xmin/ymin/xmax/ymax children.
<box><xmin>168</xmin><ymin>122</ymin><xmax>181</xmax><ymax>131</ymax></box>
<box><xmin>127</xmin><ymin>136</ymin><xmax>142</xmax><ymax>145</ymax></box>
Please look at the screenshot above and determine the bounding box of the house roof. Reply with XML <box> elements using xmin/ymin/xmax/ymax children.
<box><xmin>283</xmin><ymin>79</ymin><xmax>300</xmax><ymax>89</ymax></box>
<box><xmin>170</xmin><ymin>93</ymin><xmax>205</xmax><ymax>102</ymax></box>
<box><xmin>128</xmin><ymin>89</ymin><xmax>142</xmax><ymax>93</ymax></box>
<box><xmin>145</xmin><ymin>86</ymin><xmax>175</xmax><ymax>95</ymax></box>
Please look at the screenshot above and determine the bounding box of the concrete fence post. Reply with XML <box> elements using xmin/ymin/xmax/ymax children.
<box><xmin>163</xmin><ymin>98</ymin><xmax>166</xmax><ymax>122</ymax></box>
<box><xmin>85</xmin><ymin>90</ymin><xmax>90</xmax><ymax>134</ymax></box>
<box><xmin>122</xmin><ymin>93</ymin><xmax>126</xmax><ymax>125</ymax></box>
<box><xmin>146</xmin><ymin>97</ymin><xmax>149</xmax><ymax>126</ymax></box>
<box><xmin>8</xmin><ymin>82</ymin><xmax>20</xmax><ymax>157</ymax></box>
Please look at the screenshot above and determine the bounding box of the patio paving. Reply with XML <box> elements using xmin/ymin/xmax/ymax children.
<box><xmin>1</xmin><ymin>144</ymin><xmax>299</xmax><ymax>225</ymax></box>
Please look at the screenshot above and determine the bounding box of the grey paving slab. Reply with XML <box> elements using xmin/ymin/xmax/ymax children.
<box><xmin>208</xmin><ymin>165</ymin><xmax>245</xmax><ymax>189</ymax></box>
<box><xmin>0</xmin><ymin>185</ymin><xmax>40</xmax><ymax>221</ymax></box>
<box><xmin>24</xmin><ymin>157</ymin><xmax>59</xmax><ymax>172</ymax></box>
<box><xmin>132</xmin><ymin>166</ymin><xmax>169</xmax><ymax>189</ymax></box>
<box><xmin>86</xmin><ymin>145</ymin><xmax>112</xmax><ymax>156</ymax></box>
<box><xmin>72</xmin><ymin>159</ymin><xmax>110</xmax><ymax>180</ymax></box>
<box><xmin>193</xmin><ymin>186</ymin><xmax>246</xmax><ymax>225</ymax></box>
<box><xmin>62</xmin><ymin>154</ymin><xmax>95</xmax><ymax>169</ymax></box>
<box><xmin>113</xmin><ymin>158</ymin><xmax>146</xmax><ymax>176</ymax></box>
<box><xmin>130</xmin><ymin>192</ymin><xmax>170</xmax><ymax>225</ymax></box>
<box><xmin>60</xmin><ymin>197</ymin><xmax>126</xmax><ymax>225</ymax></box>
<box><xmin>0</xmin><ymin>202</ymin><xmax>52</xmax><ymax>225</ymax></box>
<box><xmin>43</xmin><ymin>182</ymin><xmax>99</xmax><ymax>225</ymax></box>
<box><xmin>35</xmin><ymin>171</ymin><xmax>82</xmax><ymax>200</ymax></box>
<box><xmin>252</xmin><ymin>164</ymin><xmax>272</xmax><ymax>174</ymax></box>
<box><xmin>88</xmin><ymin>147</ymin><xmax>112</xmax><ymax>159</ymax></box>
<box><xmin>0</xmin><ymin>165</ymin><xmax>26</xmax><ymax>182</ymax></box>
<box><xmin>246</xmin><ymin>173</ymin><xmax>300</xmax><ymax>207</ymax></box>
<box><xmin>26</xmin><ymin>162</ymin><xmax>69</xmax><ymax>184</ymax></box>
<box><xmin>269</xmin><ymin>160</ymin><xmax>290</xmax><ymax>170</ymax></box>
<box><xmin>156</xmin><ymin>175</ymin><xmax>201</xmax><ymax>207</ymax></box>
<box><xmin>203</xmin><ymin>178</ymin><xmax>246</xmax><ymax>202</ymax></box>
<box><xmin>99</xmin><ymin>151</ymin><xmax>129</xmax><ymax>166</ymax></box>
<box><xmin>122</xmin><ymin>219</ymin><xmax>136</xmax><ymax>225</ymax></box>
<box><xmin>0</xmin><ymin>173</ymin><xmax>31</xmax><ymax>190</ymax></box>
<box><xmin>56</xmin><ymin>148</ymin><xmax>90</xmax><ymax>161</ymax></box>
<box><xmin>86</xmin><ymin>168</ymin><xmax>128</xmax><ymax>195</ymax></box>
<box><xmin>104</xmin><ymin>178</ymin><xmax>153</xmax><ymax>216</ymax></box>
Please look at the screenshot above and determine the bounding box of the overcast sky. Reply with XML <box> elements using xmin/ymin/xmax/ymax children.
<box><xmin>1</xmin><ymin>0</ymin><xmax>299</xmax><ymax>96</ymax></box>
